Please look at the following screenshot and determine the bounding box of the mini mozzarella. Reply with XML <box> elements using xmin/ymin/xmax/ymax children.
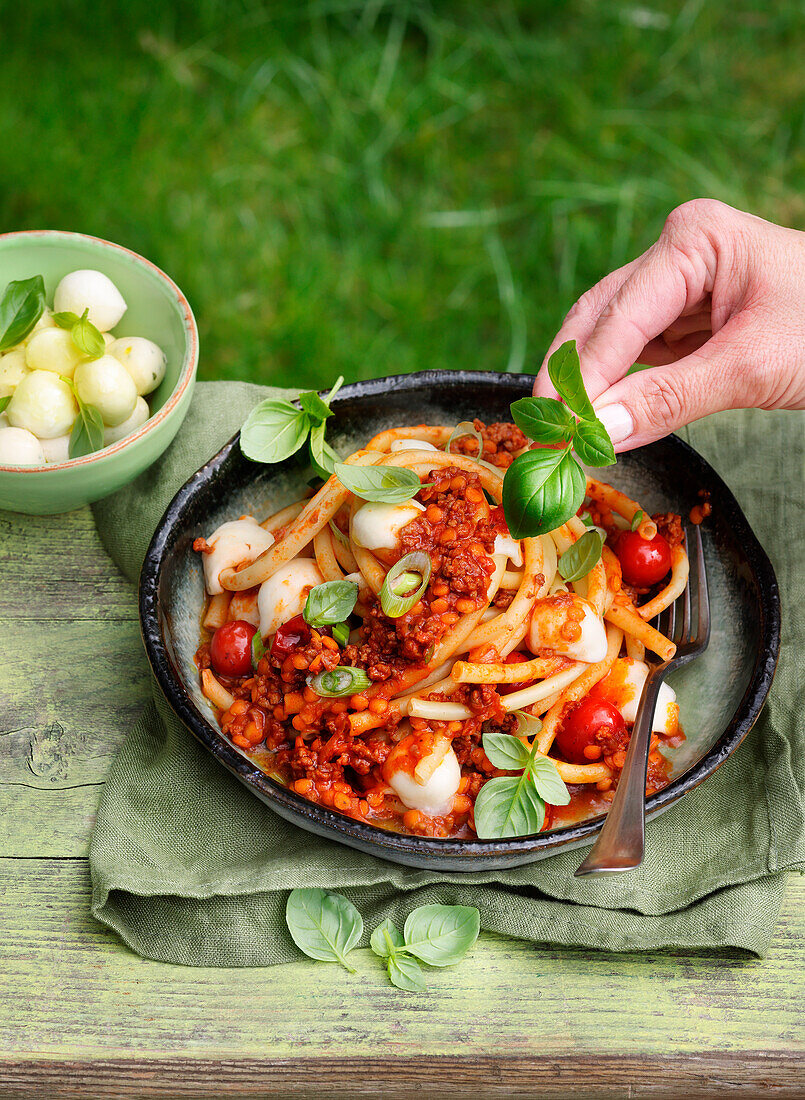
<box><xmin>25</xmin><ymin>327</ymin><xmax>85</xmax><ymax>378</ymax></box>
<box><xmin>109</xmin><ymin>336</ymin><xmax>167</xmax><ymax>396</ymax></box>
<box><xmin>41</xmin><ymin>433</ymin><xmax>71</xmax><ymax>463</ymax></box>
<box><xmin>257</xmin><ymin>559</ymin><xmax>324</xmax><ymax>638</ymax></box>
<box><xmin>387</xmin><ymin>746</ymin><xmax>461</xmax><ymax>816</ymax></box>
<box><xmin>0</xmin><ymin>426</ymin><xmax>45</xmax><ymax>466</ymax></box>
<box><xmin>202</xmin><ymin>517</ymin><xmax>275</xmax><ymax>596</ymax></box>
<box><xmin>600</xmin><ymin>658</ymin><xmax>678</xmax><ymax>734</ymax></box>
<box><xmin>22</xmin><ymin>310</ymin><xmax>58</xmax><ymax>344</ymax></box>
<box><xmin>53</xmin><ymin>269</ymin><xmax>127</xmax><ymax>332</ymax></box>
<box><xmin>0</xmin><ymin>350</ymin><xmax>29</xmax><ymax>396</ymax></box>
<box><xmin>351</xmin><ymin>499</ymin><xmax>425</xmax><ymax>552</ymax></box>
<box><xmin>493</xmin><ymin>533</ymin><xmax>523</xmax><ymax>568</ymax></box>
<box><xmin>103</xmin><ymin>396</ymin><xmax>150</xmax><ymax>445</ymax></box>
<box><xmin>229</xmin><ymin>591</ymin><xmax>261</xmax><ymax>628</ymax></box>
<box><xmin>74</xmin><ymin>355</ymin><xmax>137</xmax><ymax>427</ymax></box>
<box><xmin>527</xmin><ymin>593</ymin><xmax>608</xmax><ymax>663</ymax></box>
<box><xmin>7</xmin><ymin>371</ymin><xmax>77</xmax><ymax>438</ymax></box>
<box><xmin>389</xmin><ymin>438</ymin><xmax>438</xmax><ymax>453</ymax></box>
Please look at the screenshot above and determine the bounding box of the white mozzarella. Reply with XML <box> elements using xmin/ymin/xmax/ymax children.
<box><xmin>351</xmin><ymin>499</ymin><xmax>425</xmax><ymax>552</ymax></box>
<box><xmin>527</xmin><ymin>593</ymin><xmax>608</xmax><ymax>663</ymax></box>
<box><xmin>493</xmin><ymin>533</ymin><xmax>523</xmax><ymax>568</ymax></box>
<box><xmin>25</xmin><ymin>328</ymin><xmax>85</xmax><ymax>378</ymax></box>
<box><xmin>74</xmin><ymin>355</ymin><xmax>138</xmax><ymax>427</ymax></box>
<box><xmin>103</xmin><ymin>396</ymin><xmax>150</xmax><ymax>445</ymax></box>
<box><xmin>387</xmin><ymin>747</ymin><xmax>461</xmax><ymax>816</ymax></box>
<box><xmin>229</xmin><ymin>591</ymin><xmax>261</xmax><ymax>628</ymax></box>
<box><xmin>53</xmin><ymin>269</ymin><xmax>127</xmax><ymax>331</ymax></box>
<box><xmin>21</xmin><ymin>310</ymin><xmax>57</xmax><ymax>345</ymax></box>
<box><xmin>109</xmin><ymin>336</ymin><xmax>167</xmax><ymax>396</ymax></box>
<box><xmin>202</xmin><ymin>518</ymin><xmax>275</xmax><ymax>596</ymax></box>
<box><xmin>0</xmin><ymin>426</ymin><xmax>45</xmax><ymax>466</ymax></box>
<box><xmin>0</xmin><ymin>350</ymin><xmax>29</xmax><ymax>396</ymax></box>
<box><xmin>600</xmin><ymin>658</ymin><xmax>678</xmax><ymax>733</ymax></box>
<box><xmin>7</xmin><ymin>371</ymin><xmax>77</xmax><ymax>438</ymax></box>
<box><xmin>257</xmin><ymin>559</ymin><xmax>324</xmax><ymax>638</ymax></box>
<box><xmin>41</xmin><ymin>433</ymin><xmax>71</xmax><ymax>463</ymax></box>
<box><xmin>389</xmin><ymin>438</ymin><xmax>438</xmax><ymax>453</ymax></box>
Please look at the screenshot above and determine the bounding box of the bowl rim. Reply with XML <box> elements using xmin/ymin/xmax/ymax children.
<box><xmin>0</xmin><ymin>229</ymin><xmax>198</xmax><ymax>474</ymax></box>
<box><xmin>139</xmin><ymin>369</ymin><xmax>782</xmax><ymax>863</ymax></box>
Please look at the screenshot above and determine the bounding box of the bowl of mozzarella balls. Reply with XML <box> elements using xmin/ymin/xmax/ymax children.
<box><xmin>0</xmin><ymin>230</ymin><xmax>198</xmax><ymax>514</ymax></box>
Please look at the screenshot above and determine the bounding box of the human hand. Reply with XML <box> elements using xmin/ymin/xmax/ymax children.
<box><xmin>534</xmin><ymin>199</ymin><xmax>805</xmax><ymax>451</ymax></box>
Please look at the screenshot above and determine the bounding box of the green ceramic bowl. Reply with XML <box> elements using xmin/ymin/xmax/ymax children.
<box><xmin>0</xmin><ymin>230</ymin><xmax>198</xmax><ymax>514</ymax></box>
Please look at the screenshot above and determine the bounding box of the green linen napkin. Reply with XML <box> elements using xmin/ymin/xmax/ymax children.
<box><xmin>89</xmin><ymin>382</ymin><xmax>805</xmax><ymax>964</ymax></box>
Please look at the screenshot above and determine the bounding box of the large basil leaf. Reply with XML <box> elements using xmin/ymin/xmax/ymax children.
<box><xmin>240</xmin><ymin>399</ymin><xmax>310</xmax><ymax>463</ymax></box>
<box><xmin>303</xmin><ymin>579</ymin><xmax>358</xmax><ymax>627</ymax></box>
<box><xmin>510</xmin><ymin>396</ymin><xmax>574</xmax><ymax>445</ymax></box>
<box><xmin>473</xmin><ymin>773</ymin><xmax>545</xmax><ymax>838</ymax></box>
<box><xmin>502</xmin><ymin>447</ymin><xmax>586</xmax><ymax>538</ymax></box>
<box><xmin>0</xmin><ymin>275</ymin><xmax>46</xmax><ymax>352</ymax></box>
<box><xmin>573</xmin><ymin>416</ymin><xmax>616</xmax><ymax>467</ymax></box>
<box><xmin>402</xmin><ymin>905</ymin><xmax>480</xmax><ymax>967</ymax></box>
<box><xmin>285</xmin><ymin>888</ymin><xmax>363</xmax><ymax>971</ymax></box>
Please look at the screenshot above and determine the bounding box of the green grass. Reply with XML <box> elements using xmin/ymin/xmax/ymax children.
<box><xmin>1</xmin><ymin>1</ymin><xmax>802</xmax><ymax>390</ymax></box>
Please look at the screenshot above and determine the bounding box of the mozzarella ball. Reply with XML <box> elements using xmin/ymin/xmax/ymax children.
<box><xmin>7</xmin><ymin>371</ymin><xmax>77</xmax><ymax>438</ymax></box>
<box><xmin>103</xmin><ymin>396</ymin><xmax>150</xmax><ymax>445</ymax></box>
<box><xmin>0</xmin><ymin>426</ymin><xmax>45</xmax><ymax>466</ymax></box>
<box><xmin>494</xmin><ymin>533</ymin><xmax>523</xmax><ymax>568</ymax></box>
<box><xmin>389</xmin><ymin>438</ymin><xmax>438</xmax><ymax>453</ymax></box>
<box><xmin>383</xmin><ymin>734</ymin><xmax>461</xmax><ymax>816</ymax></box>
<box><xmin>53</xmin><ymin>269</ymin><xmax>127</xmax><ymax>332</ymax></box>
<box><xmin>201</xmin><ymin>517</ymin><xmax>275</xmax><ymax>596</ymax></box>
<box><xmin>228</xmin><ymin>591</ymin><xmax>261</xmax><ymax>628</ymax></box>
<box><xmin>40</xmin><ymin>433</ymin><xmax>71</xmax><ymax>463</ymax></box>
<box><xmin>258</xmin><ymin>559</ymin><xmax>324</xmax><ymax>638</ymax></box>
<box><xmin>351</xmin><ymin>499</ymin><xmax>425</xmax><ymax>552</ymax></box>
<box><xmin>103</xmin><ymin>333</ymin><xmax>115</xmax><ymax>347</ymax></box>
<box><xmin>108</xmin><ymin>336</ymin><xmax>167</xmax><ymax>396</ymax></box>
<box><xmin>593</xmin><ymin>658</ymin><xmax>679</xmax><ymax>735</ymax></box>
<box><xmin>0</xmin><ymin>350</ymin><xmax>29</xmax><ymax>396</ymax></box>
<box><xmin>74</xmin><ymin>355</ymin><xmax>137</xmax><ymax>427</ymax></box>
<box><xmin>25</xmin><ymin>327</ymin><xmax>85</xmax><ymax>378</ymax></box>
<box><xmin>527</xmin><ymin>593</ymin><xmax>608</xmax><ymax>664</ymax></box>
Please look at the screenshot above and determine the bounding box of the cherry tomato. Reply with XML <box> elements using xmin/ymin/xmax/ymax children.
<box><xmin>554</xmin><ymin>697</ymin><xmax>626</xmax><ymax>765</ymax></box>
<box><xmin>210</xmin><ymin>620</ymin><xmax>257</xmax><ymax>677</ymax></box>
<box><xmin>271</xmin><ymin>613</ymin><xmax>310</xmax><ymax>661</ymax></box>
<box><xmin>616</xmin><ymin>530</ymin><xmax>672</xmax><ymax>587</ymax></box>
<box><xmin>499</xmin><ymin>650</ymin><xmax>533</xmax><ymax>696</ymax></box>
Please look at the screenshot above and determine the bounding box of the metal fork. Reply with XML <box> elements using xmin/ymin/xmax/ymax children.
<box><xmin>574</xmin><ymin>525</ymin><xmax>711</xmax><ymax>876</ymax></box>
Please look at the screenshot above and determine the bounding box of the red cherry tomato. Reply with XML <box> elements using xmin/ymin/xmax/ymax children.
<box><xmin>210</xmin><ymin>620</ymin><xmax>257</xmax><ymax>677</ymax></box>
<box><xmin>616</xmin><ymin>530</ymin><xmax>672</xmax><ymax>587</ymax></box>
<box><xmin>554</xmin><ymin>697</ymin><xmax>626</xmax><ymax>765</ymax></box>
<box><xmin>499</xmin><ymin>650</ymin><xmax>533</xmax><ymax>696</ymax></box>
<box><xmin>271</xmin><ymin>614</ymin><xmax>310</xmax><ymax>661</ymax></box>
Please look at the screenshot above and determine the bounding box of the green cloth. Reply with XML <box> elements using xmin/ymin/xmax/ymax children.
<box><xmin>89</xmin><ymin>382</ymin><xmax>805</xmax><ymax>964</ymax></box>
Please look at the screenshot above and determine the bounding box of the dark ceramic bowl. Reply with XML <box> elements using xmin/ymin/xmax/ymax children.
<box><xmin>140</xmin><ymin>371</ymin><xmax>780</xmax><ymax>871</ymax></box>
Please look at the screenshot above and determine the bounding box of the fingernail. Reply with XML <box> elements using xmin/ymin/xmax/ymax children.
<box><xmin>595</xmin><ymin>403</ymin><xmax>634</xmax><ymax>444</ymax></box>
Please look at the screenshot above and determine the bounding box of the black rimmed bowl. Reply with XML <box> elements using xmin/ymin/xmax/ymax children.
<box><xmin>139</xmin><ymin>371</ymin><xmax>780</xmax><ymax>871</ymax></box>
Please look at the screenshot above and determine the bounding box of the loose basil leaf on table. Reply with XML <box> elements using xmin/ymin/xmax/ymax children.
<box><xmin>0</xmin><ymin>275</ymin><xmax>46</xmax><ymax>352</ymax></box>
<box><xmin>334</xmin><ymin>462</ymin><xmax>424</xmax><ymax>504</ymax></box>
<box><xmin>510</xmin><ymin>396</ymin><xmax>575</xmax><ymax>445</ymax></box>
<box><xmin>370</xmin><ymin>917</ymin><xmax>405</xmax><ymax>960</ymax></box>
<box><xmin>402</xmin><ymin>904</ymin><xmax>481</xmax><ymax>967</ymax></box>
<box><xmin>285</xmin><ymin>887</ymin><xmax>363</xmax><ymax>972</ymax></box>
<box><xmin>304</xmin><ymin>580</ymin><xmax>359</xmax><ymax>628</ymax></box>
<box><xmin>546</xmin><ymin>339</ymin><xmax>596</xmax><ymax>421</ymax></box>
<box><xmin>68</xmin><ymin>398</ymin><xmax>105</xmax><ymax>459</ymax></box>
<box><xmin>502</xmin><ymin>447</ymin><xmax>586</xmax><ymax>539</ymax></box>
<box><xmin>308</xmin><ymin>665</ymin><xmax>371</xmax><ymax>698</ymax></box>
<box><xmin>388</xmin><ymin>952</ymin><xmax>427</xmax><ymax>993</ymax></box>
<box><xmin>69</xmin><ymin>309</ymin><xmax>105</xmax><ymax>360</ymax></box>
<box><xmin>573</xmin><ymin>416</ymin><xmax>616</xmax><ymax>467</ymax></box>
<box><xmin>631</xmin><ymin>509</ymin><xmax>644</xmax><ymax>531</ymax></box>
<box><xmin>557</xmin><ymin>528</ymin><xmax>605</xmax><ymax>582</ymax></box>
<box><xmin>241</xmin><ymin>400</ymin><xmax>311</xmax><ymax>464</ymax></box>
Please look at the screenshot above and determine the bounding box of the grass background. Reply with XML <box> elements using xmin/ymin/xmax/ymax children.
<box><xmin>1</xmin><ymin>0</ymin><xmax>803</xmax><ymax>390</ymax></box>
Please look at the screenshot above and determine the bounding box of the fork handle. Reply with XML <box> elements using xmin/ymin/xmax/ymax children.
<box><xmin>573</xmin><ymin>669</ymin><xmax>667</xmax><ymax>875</ymax></box>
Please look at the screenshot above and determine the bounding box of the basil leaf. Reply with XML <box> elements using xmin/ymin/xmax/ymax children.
<box><xmin>546</xmin><ymin>340</ymin><xmax>595</xmax><ymax>421</ymax></box>
<box><xmin>299</xmin><ymin>389</ymin><xmax>334</xmax><ymax>424</ymax></box>
<box><xmin>52</xmin><ymin>310</ymin><xmax>81</xmax><ymax>330</ymax></box>
<box><xmin>325</xmin><ymin>375</ymin><xmax>344</xmax><ymax>404</ymax></box>
<box><xmin>309</xmin><ymin>665</ymin><xmax>371</xmax><ymax>697</ymax></box>
<box><xmin>402</xmin><ymin>905</ymin><xmax>480</xmax><ymax>967</ymax></box>
<box><xmin>68</xmin><ymin>399</ymin><xmax>104</xmax><ymax>459</ymax></box>
<box><xmin>251</xmin><ymin>632</ymin><xmax>266</xmax><ymax>670</ymax></box>
<box><xmin>241</xmin><ymin>400</ymin><xmax>311</xmax><ymax>464</ymax></box>
<box><xmin>334</xmin><ymin>462</ymin><xmax>423</xmax><ymax>504</ymax></box>
<box><xmin>309</xmin><ymin>420</ymin><xmax>340</xmax><ymax>478</ymax></box>
<box><xmin>285</xmin><ymin>888</ymin><xmax>363</xmax><ymax>972</ymax></box>
<box><xmin>370</xmin><ymin>917</ymin><xmax>405</xmax><ymax>960</ymax></box>
<box><xmin>0</xmin><ymin>275</ymin><xmax>46</xmax><ymax>351</ymax></box>
<box><xmin>388</xmin><ymin>953</ymin><xmax>426</xmax><ymax>993</ymax></box>
<box><xmin>303</xmin><ymin>580</ymin><xmax>358</xmax><ymax>627</ymax></box>
<box><xmin>557</xmin><ymin>528</ymin><xmax>604</xmax><ymax>582</ymax></box>
<box><xmin>0</xmin><ymin>395</ymin><xmax>10</xmax><ymax>414</ymax></box>
<box><xmin>529</xmin><ymin>756</ymin><xmax>571</xmax><ymax>806</ymax></box>
<box><xmin>502</xmin><ymin>447</ymin><xmax>586</xmax><ymax>538</ymax></box>
<box><xmin>481</xmin><ymin>729</ymin><xmax>532</xmax><ymax>771</ymax></box>
<box><xmin>631</xmin><ymin>509</ymin><xmax>644</xmax><ymax>532</ymax></box>
<box><xmin>70</xmin><ymin>309</ymin><xmax>105</xmax><ymax>360</ymax></box>
<box><xmin>332</xmin><ymin>621</ymin><xmax>350</xmax><ymax>647</ymax></box>
<box><xmin>512</xmin><ymin>709</ymin><xmax>543</xmax><ymax>741</ymax></box>
<box><xmin>510</xmin><ymin>396</ymin><xmax>575</xmax><ymax>445</ymax></box>
<box><xmin>474</xmin><ymin>773</ymin><xmax>545</xmax><ymax>838</ymax></box>
<box><xmin>572</xmin><ymin>417</ymin><xmax>616</xmax><ymax>467</ymax></box>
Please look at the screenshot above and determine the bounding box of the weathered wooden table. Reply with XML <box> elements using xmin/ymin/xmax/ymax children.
<box><xmin>1</xmin><ymin>506</ymin><xmax>802</xmax><ymax>1099</ymax></box>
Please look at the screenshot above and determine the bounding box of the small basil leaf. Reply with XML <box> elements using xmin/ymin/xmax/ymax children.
<box><xmin>572</xmin><ymin>417</ymin><xmax>616</xmax><ymax>467</ymax></box>
<box><xmin>502</xmin><ymin>447</ymin><xmax>586</xmax><ymax>538</ymax></box>
<box><xmin>631</xmin><ymin>509</ymin><xmax>644</xmax><ymax>532</ymax></box>
<box><xmin>557</xmin><ymin>528</ymin><xmax>604</xmax><ymax>582</ymax></box>
<box><xmin>285</xmin><ymin>888</ymin><xmax>363</xmax><ymax>972</ymax></box>
<box><xmin>546</xmin><ymin>340</ymin><xmax>596</xmax><ymax>421</ymax></box>
<box><xmin>309</xmin><ymin>420</ymin><xmax>340</xmax><ymax>478</ymax></box>
<box><xmin>481</xmin><ymin>729</ymin><xmax>532</xmax><ymax>771</ymax></box>
<box><xmin>370</xmin><ymin>917</ymin><xmax>405</xmax><ymax>960</ymax></box>
<box><xmin>241</xmin><ymin>400</ymin><xmax>311</xmax><ymax>464</ymax></box>
<box><xmin>68</xmin><ymin>400</ymin><xmax>105</xmax><ymax>459</ymax></box>
<box><xmin>70</xmin><ymin>310</ymin><xmax>105</xmax><ymax>359</ymax></box>
<box><xmin>0</xmin><ymin>275</ymin><xmax>46</xmax><ymax>352</ymax></box>
<box><xmin>388</xmin><ymin>953</ymin><xmax>426</xmax><ymax>993</ymax></box>
<box><xmin>309</xmin><ymin>665</ymin><xmax>371</xmax><ymax>698</ymax></box>
<box><xmin>299</xmin><ymin>389</ymin><xmax>334</xmax><ymax>424</ymax></box>
<box><xmin>529</xmin><ymin>756</ymin><xmax>571</xmax><ymax>806</ymax></box>
<box><xmin>0</xmin><ymin>395</ymin><xmax>10</xmax><ymax>414</ymax></box>
<box><xmin>251</xmin><ymin>632</ymin><xmax>266</xmax><ymax>670</ymax></box>
<box><xmin>510</xmin><ymin>396</ymin><xmax>575</xmax><ymax>445</ymax></box>
<box><xmin>52</xmin><ymin>310</ymin><xmax>81</xmax><ymax>330</ymax></box>
<box><xmin>402</xmin><ymin>905</ymin><xmax>480</xmax><ymax>967</ymax></box>
<box><xmin>334</xmin><ymin>462</ymin><xmax>423</xmax><ymax>504</ymax></box>
<box><xmin>303</xmin><ymin>580</ymin><xmax>359</xmax><ymax>627</ymax></box>
<box><xmin>474</xmin><ymin>773</ymin><xmax>545</xmax><ymax>839</ymax></box>
<box><xmin>332</xmin><ymin>621</ymin><xmax>350</xmax><ymax>647</ymax></box>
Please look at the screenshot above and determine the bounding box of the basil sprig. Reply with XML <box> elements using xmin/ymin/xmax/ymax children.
<box><xmin>53</xmin><ymin>308</ymin><xmax>105</xmax><ymax>359</ymax></box>
<box><xmin>285</xmin><ymin>888</ymin><xmax>363</xmax><ymax>972</ymax></box>
<box><xmin>240</xmin><ymin>376</ymin><xmax>344</xmax><ymax>474</ymax></box>
<box><xmin>474</xmin><ymin>712</ymin><xmax>570</xmax><ymax>839</ymax></box>
<box><xmin>503</xmin><ymin>340</ymin><xmax>615</xmax><ymax>538</ymax></box>
<box><xmin>370</xmin><ymin>905</ymin><xmax>480</xmax><ymax>992</ymax></box>
<box><xmin>303</xmin><ymin>580</ymin><xmax>358</xmax><ymax>628</ymax></box>
<box><xmin>557</xmin><ymin>528</ymin><xmax>605</xmax><ymax>583</ymax></box>
<box><xmin>334</xmin><ymin>462</ymin><xmax>424</xmax><ymax>504</ymax></box>
<box><xmin>0</xmin><ymin>275</ymin><xmax>46</xmax><ymax>352</ymax></box>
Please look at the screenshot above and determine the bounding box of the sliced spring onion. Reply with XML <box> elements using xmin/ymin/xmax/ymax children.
<box><xmin>631</xmin><ymin>509</ymin><xmax>644</xmax><ymax>532</ymax></box>
<box><xmin>308</xmin><ymin>665</ymin><xmax>372</xmax><ymax>698</ymax></box>
<box><xmin>380</xmin><ymin>551</ymin><xmax>432</xmax><ymax>618</ymax></box>
<box><xmin>329</xmin><ymin>516</ymin><xmax>352</xmax><ymax>549</ymax></box>
<box><xmin>251</xmin><ymin>632</ymin><xmax>266</xmax><ymax>670</ymax></box>
<box><xmin>332</xmin><ymin>621</ymin><xmax>350</xmax><ymax>647</ymax></box>
<box><xmin>446</xmin><ymin>420</ymin><xmax>484</xmax><ymax>458</ymax></box>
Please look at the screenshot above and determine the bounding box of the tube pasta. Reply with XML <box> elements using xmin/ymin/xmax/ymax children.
<box><xmin>313</xmin><ymin>526</ymin><xmax>345</xmax><ymax>583</ymax></box>
<box><xmin>260</xmin><ymin>500</ymin><xmax>307</xmax><ymax>534</ymax></box>
<box><xmin>203</xmin><ymin>591</ymin><xmax>231</xmax><ymax>630</ymax></box>
<box><xmin>201</xmin><ymin>669</ymin><xmax>235</xmax><ymax>712</ymax></box>
<box><xmin>638</xmin><ymin>544</ymin><xmax>689</xmax><ymax>621</ymax></box>
<box><xmin>605</xmin><ymin>602</ymin><xmax>676</xmax><ymax>662</ymax></box>
<box><xmin>586</xmin><ymin>477</ymin><xmax>657</xmax><ymax>539</ymax></box>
